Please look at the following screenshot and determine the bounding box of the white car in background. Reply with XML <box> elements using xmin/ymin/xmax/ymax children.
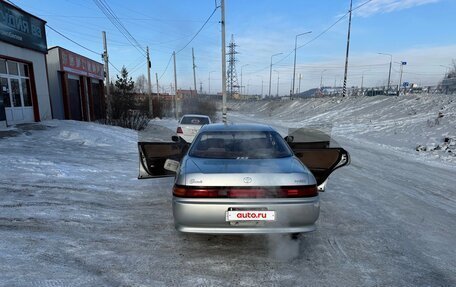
<box><xmin>176</xmin><ymin>114</ymin><xmax>211</xmax><ymax>143</ymax></box>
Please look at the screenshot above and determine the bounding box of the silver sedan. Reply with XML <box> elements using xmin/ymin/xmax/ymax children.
<box><xmin>138</xmin><ymin>123</ymin><xmax>349</xmax><ymax>235</ymax></box>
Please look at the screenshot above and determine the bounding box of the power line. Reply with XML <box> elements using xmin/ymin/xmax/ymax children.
<box><xmin>175</xmin><ymin>6</ymin><xmax>219</xmax><ymax>55</ymax></box>
<box><xmin>46</xmin><ymin>24</ymin><xmax>100</xmax><ymax>55</ymax></box>
<box><xmin>95</xmin><ymin>0</ymin><xmax>145</xmax><ymax>55</ymax></box>
<box><xmin>126</xmin><ymin>55</ymin><xmax>145</xmax><ymax>70</ymax></box>
<box><xmin>93</xmin><ymin>0</ymin><xmax>146</xmax><ymax>57</ymax></box>
<box><xmin>274</xmin><ymin>62</ymin><xmax>390</xmax><ymax>70</ymax></box>
<box><xmin>159</xmin><ymin>54</ymin><xmax>174</xmax><ymax>80</ymax></box>
<box><xmin>46</xmin><ymin>23</ymin><xmax>135</xmax><ymax>76</ymax></box>
<box><xmin>100</xmin><ymin>0</ymin><xmax>144</xmax><ymax>50</ymax></box>
<box><xmin>296</xmin><ymin>12</ymin><xmax>349</xmax><ymax>51</ymax></box>
<box><xmin>245</xmin><ymin>11</ymin><xmax>350</xmax><ymax>76</ymax></box>
<box><xmin>46</xmin><ymin>24</ymin><xmax>126</xmax><ymax>77</ymax></box>
<box><xmin>108</xmin><ymin>60</ymin><xmax>121</xmax><ymax>74</ymax></box>
<box><xmin>352</xmin><ymin>0</ymin><xmax>375</xmax><ymax>12</ymax></box>
<box><xmin>35</xmin><ymin>14</ymin><xmax>219</xmax><ymax>23</ymax></box>
<box><xmin>158</xmin><ymin>4</ymin><xmax>219</xmax><ymax>80</ymax></box>
<box><xmin>129</xmin><ymin>60</ymin><xmax>145</xmax><ymax>74</ymax></box>
<box><xmin>245</xmin><ymin>0</ymin><xmax>375</xmax><ymax>77</ymax></box>
<box><xmin>8</xmin><ymin>0</ymin><xmax>101</xmax><ymax>57</ymax></box>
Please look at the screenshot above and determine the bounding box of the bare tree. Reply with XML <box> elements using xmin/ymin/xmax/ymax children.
<box><xmin>449</xmin><ymin>60</ymin><xmax>456</xmax><ymax>78</ymax></box>
<box><xmin>135</xmin><ymin>74</ymin><xmax>147</xmax><ymax>93</ymax></box>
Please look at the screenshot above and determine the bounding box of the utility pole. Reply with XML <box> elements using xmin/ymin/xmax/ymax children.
<box><xmin>261</xmin><ymin>79</ymin><xmax>264</xmax><ymax>96</ymax></box>
<box><xmin>192</xmin><ymin>47</ymin><xmax>197</xmax><ymax>95</ymax></box>
<box><xmin>240</xmin><ymin>64</ymin><xmax>248</xmax><ymax>95</ymax></box>
<box><xmin>361</xmin><ymin>73</ymin><xmax>364</xmax><ymax>91</ymax></box>
<box><xmin>155</xmin><ymin>72</ymin><xmax>160</xmax><ymax>109</ymax></box>
<box><xmin>275</xmin><ymin>70</ymin><xmax>280</xmax><ymax>97</ymax></box>
<box><xmin>269</xmin><ymin>53</ymin><xmax>282</xmax><ymax>98</ymax></box>
<box><xmin>399</xmin><ymin>61</ymin><xmax>406</xmax><ymax>95</ymax></box>
<box><xmin>146</xmin><ymin>46</ymin><xmax>153</xmax><ymax>117</ymax></box>
<box><xmin>378</xmin><ymin>52</ymin><xmax>392</xmax><ymax>93</ymax></box>
<box><xmin>298</xmin><ymin>73</ymin><xmax>302</xmax><ymax>94</ymax></box>
<box><xmin>221</xmin><ymin>0</ymin><xmax>227</xmax><ymax>123</ymax></box>
<box><xmin>208</xmin><ymin>71</ymin><xmax>215</xmax><ymax>95</ymax></box>
<box><xmin>173</xmin><ymin>51</ymin><xmax>178</xmax><ymax>119</ymax></box>
<box><xmin>342</xmin><ymin>0</ymin><xmax>353</xmax><ymax>97</ymax></box>
<box><xmin>102</xmin><ymin>31</ymin><xmax>111</xmax><ymax>120</ymax></box>
<box><xmin>292</xmin><ymin>31</ymin><xmax>311</xmax><ymax>97</ymax></box>
<box><xmin>387</xmin><ymin>59</ymin><xmax>392</xmax><ymax>92</ymax></box>
<box><xmin>320</xmin><ymin>69</ymin><xmax>327</xmax><ymax>89</ymax></box>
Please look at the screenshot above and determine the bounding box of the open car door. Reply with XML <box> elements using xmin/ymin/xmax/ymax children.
<box><xmin>285</xmin><ymin>128</ymin><xmax>350</xmax><ymax>191</ymax></box>
<box><xmin>138</xmin><ymin>139</ymin><xmax>190</xmax><ymax>179</ymax></box>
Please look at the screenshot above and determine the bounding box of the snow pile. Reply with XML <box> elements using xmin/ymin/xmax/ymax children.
<box><xmin>0</xmin><ymin>120</ymin><xmax>140</xmax><ymax>191</ymax></box>
<box><xmin>228</xmin><ymin>94</ymin><xmax>456</xmax><ymax>165</ymax></box>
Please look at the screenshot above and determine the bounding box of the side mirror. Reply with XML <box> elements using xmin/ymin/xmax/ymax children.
<box><xmin>164</xmin><ymin>159</ymin><xmax>180</xmax><ymax>172</ymax></box>
<box><xmin>171</xmin><ymin>135</ymin><xmax>180</xmax><ymax>142</ymax></box>
<box><xmin>284</xmin><ymin>135</ymin><xmax>294</xmax><ymax>143</ymax></box>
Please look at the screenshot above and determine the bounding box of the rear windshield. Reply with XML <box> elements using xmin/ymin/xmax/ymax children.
<box><xmin>189</xmin><ymin>131</ymin><xmax>293</xmax><ymax>159</ymax></box>
<box><xmin>180</xmin><ymin>116</ymin><xmax>210</xmax><ymax>125</ymax></box>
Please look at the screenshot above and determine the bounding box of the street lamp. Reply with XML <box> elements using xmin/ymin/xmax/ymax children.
<box><xmin>397</xmin><ymin>61</ymin><xmax>407</xmax><ymax>94</ymax></box>
<box><xmin>269</xmin><ymin>52</ymin><xmax>283</xmax><ymax>98</ymax></box>
<box><xmin>292</xmin><ymin>31</ymin><xmax>312</xmax><ymax>96</ymax></box>
<box><xmin>320</xmin><ymin>69</ymin><xmax>327</xmax><ymax>89</ymax></box>
<box><xmin>361</xmin><ymin>70</ymin><xmax>370</xmax><ymax>92</ymax></box>
<box><xmin>208</xmin><ymin>70</ymin><xmax>215</xmax><ymax>95</ymax></box>
<box><xmin>274</xmin><ymin>70</ymin><xmax>280</xmax><ymax>97</ymax></box>
<box><xmin>298</xmin><ymin>73</ymin><xmax>302</xmax><ymax>94</ymax></box>
<box><xmin>256</xmin><ymin>75</ymin><xmax>264</xmax><ymax>97</ymax></box>
<box><xmin>378</xmin><ymin>52</ymin><xmax>392</xmax><ymax>93</ymax></box>
<box><xmin>240</xmin><ymin>64</ymin><xmax>249</xmax><ymax>95</ymax></box>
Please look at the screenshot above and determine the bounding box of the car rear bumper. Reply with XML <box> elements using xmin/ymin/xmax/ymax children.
<box><xmin>172</xmin><ymin>196</ymin><xmax>320</xmax><ymax>234</ymax></box>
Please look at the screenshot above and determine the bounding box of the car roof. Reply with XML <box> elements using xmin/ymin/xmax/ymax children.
<box><xmin>199</xmin><ymin>123</ymin><xmax>275</xmax><ymax>132</ymax></box>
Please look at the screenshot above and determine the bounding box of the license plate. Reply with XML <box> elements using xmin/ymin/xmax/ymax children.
<box><xmin>226</xmin><ymin>210</ymin><xmax>276</xmax><ymax>221</ymax></box>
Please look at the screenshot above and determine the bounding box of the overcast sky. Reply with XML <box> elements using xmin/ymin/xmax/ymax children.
<box><xmin>13</xmin><ymin>0</ymin><xmax>456</xmax><ymax>94</ymax></box>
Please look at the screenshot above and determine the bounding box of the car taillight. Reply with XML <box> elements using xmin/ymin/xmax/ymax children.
<box><xmin>173</xmin><ymin>186</ymin><xmax>218</xmax><ymax>197</ymax></box>
<box><xmin>279</xmin><ymin>186</ymin><xmax>318</xmax><ymax>197</ymax></box>
<box><xmin>176</xmin><ymin>127</ymin><xmax>183</xmax><ymax>134</ymax></box>
<box><xmin>173</xmin><ymin>185</ymin><xmax>318</xmax><ymax>198</ymax></box>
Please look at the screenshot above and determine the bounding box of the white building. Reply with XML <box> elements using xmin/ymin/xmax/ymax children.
<box><xmin>0</xmin><ymin>1</ymin><xmax>51</xmax><ymax>128</ymax></box>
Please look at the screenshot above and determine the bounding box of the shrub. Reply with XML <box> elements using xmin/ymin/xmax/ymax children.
<box><xmin>100</xmin><ymin>111</ymin><xmax>149</xmax><ymax>131</ymax></box>
<box><xmin>136</xmin><ymin>95</ymin><xmax>173</xmax><ymax>118</ymax></box>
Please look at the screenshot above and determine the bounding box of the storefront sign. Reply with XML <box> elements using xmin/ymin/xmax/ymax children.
<box><xmin>0</xmin><ymin>1</ymin><xmax>47</xmax><ymax>53</ymax></box>
<box><xmin>59</xmin><ymin>48</ymin><xmax>104</xmax><ymax>80</ymax></box>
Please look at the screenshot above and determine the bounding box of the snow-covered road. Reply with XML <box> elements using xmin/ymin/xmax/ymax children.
<box><xmin>1</xmin><ymin>94</ymin><xmax>455</xmax><ymax>286</ymax></box>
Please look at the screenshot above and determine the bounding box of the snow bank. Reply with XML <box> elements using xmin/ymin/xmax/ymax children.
<box><xmin>0</xmin><ymin>120</ymin><xmax>141</xmax><ymax>192</ymax></box>
<box><xmin>228</xmin><ymin>94</ymin><xmax>456</xmax><ymax>166</ymax></box>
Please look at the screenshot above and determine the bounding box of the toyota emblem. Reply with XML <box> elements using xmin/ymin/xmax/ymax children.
<box><xmin>243</xmin><ymin>177</ymin><xmax>252</xmax><ymax>183</ymax></box>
